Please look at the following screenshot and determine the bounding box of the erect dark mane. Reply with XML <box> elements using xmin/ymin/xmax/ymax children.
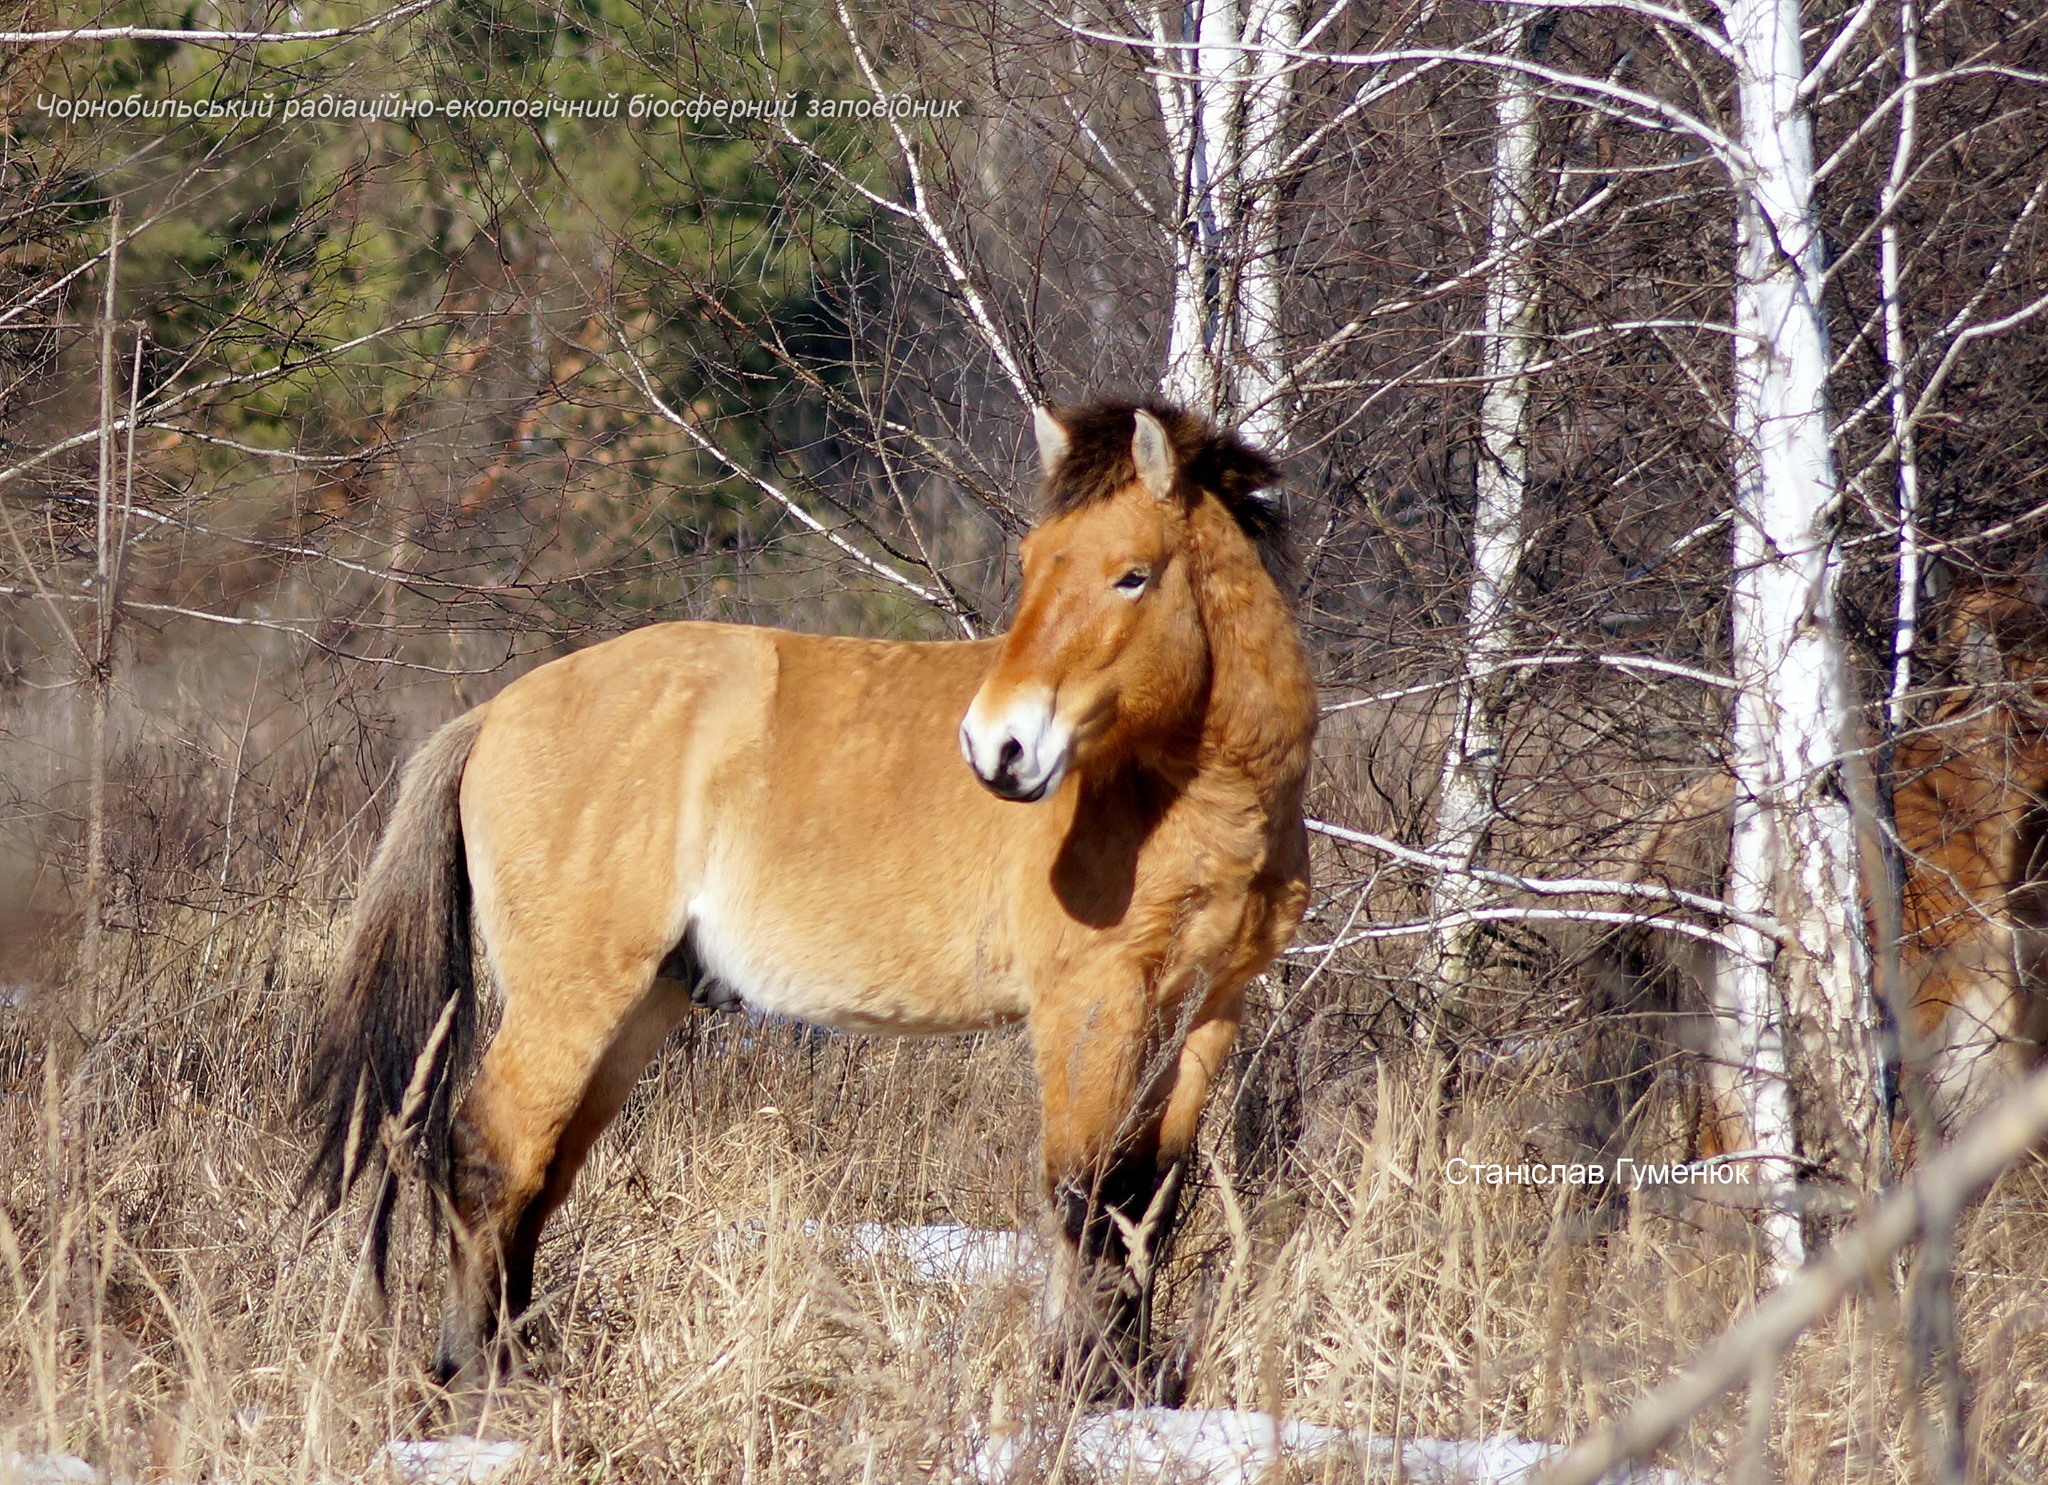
<box><xmin>1041</xmin><ymin>398</ymin><xmax>1293</xmax><ymax>582</ymax></box>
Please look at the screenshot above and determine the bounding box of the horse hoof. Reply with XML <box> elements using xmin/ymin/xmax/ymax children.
<box><xmin>1147</xmin><ymin>1340</ymin><xmax>1191</xmax><ymax>1409</ymax></box>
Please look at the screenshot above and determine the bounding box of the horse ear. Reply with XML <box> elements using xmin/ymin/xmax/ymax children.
<box><xmin>1033</xmin><ymin>406</ymin><xmax>1070</xmax><ymax>476</ymax></box>
<box><xmin>1132</xmin><ymin>409</ymin><xmax>1174</xmax><ymax>500</ymax></box>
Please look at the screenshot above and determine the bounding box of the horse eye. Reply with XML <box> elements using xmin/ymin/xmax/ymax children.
<box><xmin>1113</xmin><ymin>567</ymin><xmax>1150</xmax><ymax>594</ymax></box>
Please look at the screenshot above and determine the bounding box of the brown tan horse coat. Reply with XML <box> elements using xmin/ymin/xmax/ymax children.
<box><xmin>1889</xmin><ymin>589</ymin><xmax>2048</xmax><ymax>1134</ymax></box>
<box><xmin>1600</xmin><ymin>585</ymin><xmax>2048</xmax><ymax>1158</ymax></box>
<box><xmin>304</xmin><ymin>400</ymin><xmax>1316</xmax><ymax>1397</ymax></box>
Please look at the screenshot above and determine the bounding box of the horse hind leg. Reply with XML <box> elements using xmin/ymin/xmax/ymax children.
<box><xmin>437</xmin><ymin>959</ymin><xmax>692</xmax><ymax>1409</ymax></box>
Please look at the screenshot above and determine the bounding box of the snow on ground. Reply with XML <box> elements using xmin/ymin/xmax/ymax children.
<box><xmin>973</xmin><ymin>1408</ymin><xmax>1696</xmax><ymax>1485</ymax></box>
<box><xmin>716</xmin><ymin>1218</ymin><xmax>1042</xmax><ymax>1283</ymax></box>
<box><xmin>827</xmin><ymin>1222</ymin><xmax>1043</xmax><ymax>1284</ymax></box>
<box><xmin>0</xmin><ymin>1439</ymin><xmax>532</xmax><ymax>1485</ymax></box>
<box><xmin>1384</xmin><ymin>1433</ymin><xmax>1692</xmax><ymax>1484</ymax></box>
<box><xmin>0</xmin><ymin>1455</ymin><xmax>101</xmax><ymax>1485</ymax></box>
<box><xmin>380</xmin><ymin>1438</ymin><xmax>530</xmax><ymax>1484</ymax></box>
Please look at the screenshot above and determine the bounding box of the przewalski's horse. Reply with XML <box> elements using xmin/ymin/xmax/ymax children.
<box><xmin>303</xmin><ymin>399</ymin><xmax>1317</xmax><ymax>1399</ymax></box>
<box><xmin>1592</xmin><ymin>583</ymin><xmax>2048</xmax><ymax>1161</ymax></box>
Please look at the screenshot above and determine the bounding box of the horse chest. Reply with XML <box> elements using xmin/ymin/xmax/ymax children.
<box><xmin>1094</xmin><ymin>833</ymin><xmax>1295</xmax><ymax>994</ymax></box>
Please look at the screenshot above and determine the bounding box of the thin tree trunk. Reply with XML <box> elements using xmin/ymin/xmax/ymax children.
<box><xmin>1154</xmin><ymin>1</ymin><xmax>1223</xmax><ymax>412</ymax></box>
<box><xmin>1220</xmin><ymin>0</ymin><xmax>1298</xmax><ymax>449</ymax></box>
<box><xmin>1723</xmin><ymin>0</ymin><xmax>1886</xmax><ymax>1275</ymax></box>
<box><xmin>79</xmin><ymin>201</ymin><xmax>120</xmax><ymax>1032</ymax></box>
<box><xmin>1882</xmin><ymin>0</ymin><xmax>1924</xmax><ymax>743</ymax></box>
<box><xmin>1874</xmin><ymin>0</ymin><xmax>1925</xmax><ymax>1154</ymax></box>
<box><xmin>1426</xmin><ymin>17</ymin><xmax>1545</xmax><ymax>1027</ymax></box>
<box><xmin>1155</xmin><ymin>0</ymin><xmax>1298</xmax><ymax>440</ymax></box>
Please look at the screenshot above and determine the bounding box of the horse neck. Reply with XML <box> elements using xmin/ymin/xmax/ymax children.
<box><xmin>1178</xmin><ymin>495</ymin><xmax>1317</xmax><ymax>815</ymax></box>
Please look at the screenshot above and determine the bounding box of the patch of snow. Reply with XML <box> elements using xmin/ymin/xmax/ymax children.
<box><xmin>709</xmin><ymin>1220</ymin><xmax>1041</xmax><ymax>1284</ymax></box>
<box><xmin>1380</xmin><ymin>1432</ymin><xmax>1694</xmax><ymax>1483</ymax></box>
<box><xmin>972</xmin><ymin>1409</ymin><xmax>1696</xmax><ymax>1485</ymax></box>
<box><xmin>0</xmin><ymin>1455</ymin><xmax>101</xmax><ymax>1485</ymax></box>
<box><xmin>976</xmin><ymin>1409</ymin><xmax>1334</xmax><ymax>1482</ymax></box>
<box><xmin>830</xmin><ymin>1222</ymin><xmax>1043</xmax><ymax>1284</ymax></box>
<box><xmin>380</xmin><ymin>1438</ymin><xmax>529</xmax><ymax>1484</ymax></box>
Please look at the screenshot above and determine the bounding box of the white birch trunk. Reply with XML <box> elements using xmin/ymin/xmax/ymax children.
<box><xmin>1718</xmin><ymin>843</ymin><xmax>1806</xmax><ymax>1272</ymax></box>
<box><xmin>1221</xmin><ymin>0</ymin><xmax>1297</xmax><ymax>448</ymax></box>
<box><xmin>1723</xmin><ymin>0</ymin><xmax>1886</xmax><ymax>1271</ymax></box>
<box><xmin>1882</xmin><ymin>0</ymin><xmax>1922</xmax><ymax>736</ymax></box>
<box><xmin>1154</xmin><ymin>0</ymin><xmax>1299</xmax><ymax>439</ymax></box>
<box><xmin>1426</xmin><ymin>24</ymin><xmax>1542</xmax><ymax>1011</ymax></box>
<box><xmin>1154</xmin><ymin>1</ymin><xmax>1225</xmax><ymax>411</ymax></box>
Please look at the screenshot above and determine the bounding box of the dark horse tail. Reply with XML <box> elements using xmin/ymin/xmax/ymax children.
<box><xmin>302</xmin><ymin>707</ymin><xmax>489</xmax><ymax>1285</ymax></box>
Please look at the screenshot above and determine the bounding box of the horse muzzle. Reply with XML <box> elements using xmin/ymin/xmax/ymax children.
<box><xmin>959</xmin><ymin>690</ymin><xmax>1070</xmax><ymax>803</ymax></box>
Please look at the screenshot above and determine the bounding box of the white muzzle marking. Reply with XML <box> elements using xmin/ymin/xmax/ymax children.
<box><xmin>959</xmin><ymin>687</ymin><xmax>1071</xmax><ymax>802</ymax></box>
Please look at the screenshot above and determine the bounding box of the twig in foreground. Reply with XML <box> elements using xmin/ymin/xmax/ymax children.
<box><xmin>1542</xmin><ymin>1061</ymin><xmax>2048</xmax><ymax>1485</ymax></box>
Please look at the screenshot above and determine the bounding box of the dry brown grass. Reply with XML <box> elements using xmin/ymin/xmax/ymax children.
<box><xmin>4</xmin><ymin>692</ymin><xmax>2048</xmax><ymax>1483</ymax></box>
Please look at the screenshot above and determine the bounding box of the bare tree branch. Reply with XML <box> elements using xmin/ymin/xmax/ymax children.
<box><xmin>2</xmin><ymin>0</ymin><xmax>443</xmax><ymax>46</ymax></box>
<box><xmin>1305</xmin><ymin>816</ymin><xmax>1782</xmax><ymax>937</ymax></box>
<box><xmin>1542</xmin><ymin>1062</ymin><xmax>2048</xmax><ymax>1485</ymax></box>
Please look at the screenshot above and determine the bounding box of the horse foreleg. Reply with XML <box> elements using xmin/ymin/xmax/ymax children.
<box><xmin>1031</xmin><ymin>984</ymin><xmax>1152</xmax><ymax>1394</ymax></box>
<box><xmin>1137</xmin><ymin>1005</ymin><xmax>1241</xmax><ymax>1353</ymax></box>
<box><xmin>1031</xmin><ymin>980</ymin><xmax>1243</xmax><ymax>1398</ymax></box>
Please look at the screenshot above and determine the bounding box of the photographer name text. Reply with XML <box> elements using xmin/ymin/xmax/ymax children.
<box><xmin>1445</xmin><ymin>1157</ymin><xmax>1755</xmax><ymax>1189</ymax></box>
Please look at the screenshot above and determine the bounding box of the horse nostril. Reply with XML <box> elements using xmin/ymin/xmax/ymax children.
<box><xmin>997</xmin><ymin>737</ymin><xmax>1024</xmax><ymax>776</ymax></box>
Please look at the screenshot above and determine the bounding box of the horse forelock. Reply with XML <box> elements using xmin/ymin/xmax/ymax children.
<box><xmin>1040</xmin><ymin>399</ymin><xmax>1292</xmax><ymax>582</ymax></box>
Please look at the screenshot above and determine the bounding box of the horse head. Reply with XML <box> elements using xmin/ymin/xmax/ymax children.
<box><xmin>960</xmin><ymin>402</ymin><xmax>1268</xmax><ymax>801</ymax></box>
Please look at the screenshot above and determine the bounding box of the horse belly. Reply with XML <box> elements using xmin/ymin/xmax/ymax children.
<box><xmin>685</xmin><ymin>880</ymin><xmax>1026</xmax><ymax>1036</ymax></box>
<box><xmin>673</xmin><ymin>625</ymin><xmax>1043</xmax><ymax>1036</ymax></box>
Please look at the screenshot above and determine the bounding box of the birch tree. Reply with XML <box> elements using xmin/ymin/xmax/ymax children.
<box><xmin>1425</xmin><ymin>15</ymin><xmax>1548</xmax><ymax>1018</ymax></box>
<box><xmin>1151</xmin><ymin>0</ymin><xmax>1302</xmax><ymax>447</ymax></box>
<box><xmin>1721</xmin><ymin>0</ymin><xmax>1885</xmax><ymax>1240</ymax></box>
